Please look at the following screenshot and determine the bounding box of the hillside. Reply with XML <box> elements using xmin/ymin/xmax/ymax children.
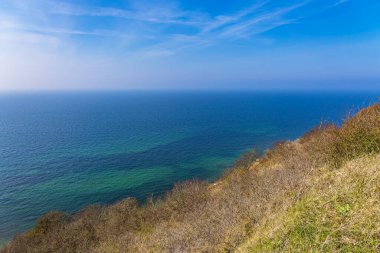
<box><xmin>2</xmin><ymin>101</ymin><xmax>380</xmax><ymax>253</ymax></box>
<box><xmin>239</xmin><ymin>154</ymin><xmax>380</xmax><ymax>252</ymax></box>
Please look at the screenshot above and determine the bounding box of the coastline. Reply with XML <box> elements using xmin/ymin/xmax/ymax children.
<box><xmin>2</xmin><ymin>101</ymin><xmax>379</xmax><ymax>252</ymax></box>
<box><xmin>2</xmin><ymin>92</ymin><xmax>378</xmax><ymax>243</ymax></box>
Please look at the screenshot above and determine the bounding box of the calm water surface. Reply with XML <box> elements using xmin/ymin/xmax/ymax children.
<box><xmin>0</xmin><ymin>91</ymin><xmax>378</xmax><ymax>245</ymax></box>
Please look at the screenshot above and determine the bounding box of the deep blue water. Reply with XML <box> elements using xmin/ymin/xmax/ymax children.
<box><xmin>0</xmin><ymin>91</ymin><xmax>379</xmax><ymax>245</ymax></box>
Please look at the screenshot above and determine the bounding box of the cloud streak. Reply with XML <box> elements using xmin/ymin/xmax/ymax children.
<box><xmin>0</xmin><ymin>0</ymin><xmax>315</xmax><ymax>55</ymax></box>
<box><xmin>330</xmin><ymin>0</ymin><xmax>350</xmax><ymax>8</ymax></box>
<box><xmin>0</xmin><ymin>0</ymin><xmax>358</xmax><ymax>66</ymax></box>
<box><xmin>132</xmin><ymin>1</ymin><xmax>310</xmax><ymax>57</ymax></box>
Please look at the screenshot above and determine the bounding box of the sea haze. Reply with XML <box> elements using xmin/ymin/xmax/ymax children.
<box><xmin>0</xmin><ymin>91</ymin><xmax>378</xmax><ymax>244</ymax></box>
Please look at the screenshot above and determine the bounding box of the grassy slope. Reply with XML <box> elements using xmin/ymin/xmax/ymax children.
<box><xmin>2</xmin><ymin>102</ymin><xmax>379</xmax><ymax>253</ymax></box>
<box><xmin>239</xmin><ymin>155</ymin><xmax>380</xmax><ymax>252</ymax></box>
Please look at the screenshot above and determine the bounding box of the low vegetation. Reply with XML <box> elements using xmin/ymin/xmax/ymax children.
<box><xmin>2</xmin><ymin>101</ymin><xmax>379</xmax><ymax>253</ymax></box>
<box><xmin>241</xmin><ymin>154</ymin><xmax>380</xmax><ymax>252</ymax></box>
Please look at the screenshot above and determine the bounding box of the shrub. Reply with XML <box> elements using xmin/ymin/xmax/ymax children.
<box><xmin>233</xmin><ymin>148</ymin><xmax>260</xmax><ymax>169</ymax></box>
<box><xmin>33</xmin><ymin>211</ymin><xmax>71</xmax><ymax>235</ymax></box>
<box><xmin>331</xmin><ymin>103</ymin><xmax>380</xmax><ymax>167</ymax></box>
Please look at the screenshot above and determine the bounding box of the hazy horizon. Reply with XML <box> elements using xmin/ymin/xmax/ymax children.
<box><xmin>1</xmin><ymin>86</ymin><xmax>380</xmax><ymax>93</ymax></box>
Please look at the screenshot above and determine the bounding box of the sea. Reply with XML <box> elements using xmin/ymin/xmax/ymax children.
<box><xmin>0</xmin><ymin>90</ymin><xmax>379</xmax><ymax>245</ymax></box>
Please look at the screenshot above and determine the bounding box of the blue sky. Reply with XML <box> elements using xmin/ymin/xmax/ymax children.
<box><xmin>0</xmin><ymin>0</ymin><xmax>379</xmax><ymax>90</ymax></box>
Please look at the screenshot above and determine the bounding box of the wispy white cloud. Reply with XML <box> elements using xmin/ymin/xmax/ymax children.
<box><xmin>0</xmin><ymin>0</ymin><xmax>352</xmax><ymax>57</ymax></box>
<box><xmin>0</xmin><ymin>31</ymin><xmax>59</xmax><ymax>46</ymax></box>
<box><xmin>201</xmin><ymin>0</ymin><xmax>270</xmax><ymax>33</ymax></box>
<box><xmin>330</xmin><ymin>0</ymin><xmax>350</xmax><ymax>8</ymax></box>
<box><xmin>218</xmin><ymin>2</ymin><xmax>307</xmax><ymax>38</ymax></box>
<box><xmin>131</xmin><ymin>1</ymin><xmax>308</xmax><ymax>57</ymax></box>
<box><xmin>40</xmin><ymin>1</ymin><xmax>208</xmax><ymax>27</ymax></box>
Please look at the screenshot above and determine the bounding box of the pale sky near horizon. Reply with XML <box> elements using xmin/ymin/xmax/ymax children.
<box><xmin>0</xmin><ymin>0</ymin><xmax>379</xmax><ymax>91</ymax></box>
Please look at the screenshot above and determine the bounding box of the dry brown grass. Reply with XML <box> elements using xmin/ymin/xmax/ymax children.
<box><xmin>2</xmin><ymin>101</ymin><xmax>379</xmax><ymax>253</ymax></box>
<box><xmin>332</xmin><ymin>104</ymin><xmax>380</xmax><ymax>167</ymax></box>
<box><xmin>240</xmin><ymin>154</ymin><xmax>380</xmax><ymax>252</ymax></box>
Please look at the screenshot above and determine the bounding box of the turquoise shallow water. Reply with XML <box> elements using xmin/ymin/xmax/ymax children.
<box><xmin>0</xmin><ymin>91</ymin><xmax>379</xmax><ymax>245</ymax></box>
